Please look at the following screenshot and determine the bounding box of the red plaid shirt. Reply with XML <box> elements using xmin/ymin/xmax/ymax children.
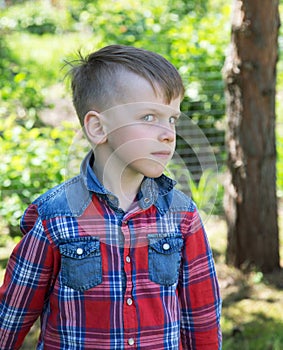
<box><xmin>0</xmin><ymin>152</ymin><xmax>222</xmax><ymax>349</ymax></box>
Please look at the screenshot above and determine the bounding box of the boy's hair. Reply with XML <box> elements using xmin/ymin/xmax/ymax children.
<box><xmin>67</xmin><ymin>45</ymin><xmax>185</xmax><ymax>125</ymax></box>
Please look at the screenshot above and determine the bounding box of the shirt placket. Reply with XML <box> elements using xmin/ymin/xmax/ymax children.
<box><xmin>121</xmin><ymin>217</ymin><xmax>138</xmax><ymax>348</ymax></box>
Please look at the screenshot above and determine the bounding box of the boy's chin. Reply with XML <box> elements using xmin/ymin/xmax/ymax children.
<box><xmin>129</xmin><ymin>159</ymin><xmax>168</xmax><ymax>179</ymax></box>
<box><xmin>142</xmin><ymin>168</ymin><xmax>165</xmax><ymax>179</ymax></box>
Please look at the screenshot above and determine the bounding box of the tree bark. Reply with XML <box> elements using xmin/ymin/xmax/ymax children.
<box><xmin>223</xmin><ymin>0</ymin><xmax>280</xmax><ymax>272</ymax></box>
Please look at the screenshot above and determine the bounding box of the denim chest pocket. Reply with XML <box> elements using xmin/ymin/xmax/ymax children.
<box><xmin>59</xmin><ymin>237</ymin><xmax>102</xmax><ymax>291</ymax></box>
<box><xmin>148</xmin><ymin>234</ymin><xmax>183</xmax><ymax>286</ymax></box>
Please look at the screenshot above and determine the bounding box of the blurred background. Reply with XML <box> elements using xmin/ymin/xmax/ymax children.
<box><xmin>0</xmin><ymin>0</ymin><xmax>282</xmax><ymax>349</ymax></box>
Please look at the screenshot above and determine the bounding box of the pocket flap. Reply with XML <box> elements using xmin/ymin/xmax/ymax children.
<box><xmin>59</xmin><ymin>237</ymin><xmax>100</xmax><ymax>259</ymax></box>
<box><xmin>148</xmin><ymin>234</ymin><xmax>183</xmax><ymax>255</ymax></box>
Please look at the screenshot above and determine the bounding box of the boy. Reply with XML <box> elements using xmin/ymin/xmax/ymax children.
<box><xmin>0</xmin><ymin>45</ymin><xmax>222</xmax><ymax>349</ymax></box>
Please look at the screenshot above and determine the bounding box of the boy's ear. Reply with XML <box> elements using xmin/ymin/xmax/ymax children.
<box><xmin>84</xmin><ymin>111</ymin><xmax>107</xmax><ymax>144</ymax></box>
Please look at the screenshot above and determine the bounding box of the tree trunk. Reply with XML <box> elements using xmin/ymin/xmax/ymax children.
<box><xmin>223</xmin><ymin>0</ymin><xmax>280</xmax><ymax>272</ymax></box>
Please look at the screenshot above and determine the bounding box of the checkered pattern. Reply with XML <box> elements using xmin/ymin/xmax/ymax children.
<box><xmin>0</xmin><ymin>155</ymin><xmax>222</xmax><ymax>349</ymax></box>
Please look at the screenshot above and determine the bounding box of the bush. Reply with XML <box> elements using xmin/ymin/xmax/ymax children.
<box><xmin>0</xmin><ymin>1</ymin><xmax>74</xmax><ymax>35</ymax></box>
<box><xmin>0</xmin><ymin>117</ymin><xmax>78</xmax><ymax>235</ymax></box>
<box><xmin>0</xmin><ymin>33</ymin><xmax>46</xmax><ymax>128</ymax></box>
<box><xmin>0</xmin><ymin>0</ymin><xmax>230</xmax><ymax>235</ymax></box>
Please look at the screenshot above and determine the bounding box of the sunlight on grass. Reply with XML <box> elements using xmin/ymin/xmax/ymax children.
<box><xmin>6</xmin><ymin>31</ymin><xmax>94</xmax><ymax>86</ymax></box>
<box><xmin>209</xmin><ymin>204</ymin><xmax>283</xmax><ymax>350</ymax></box>
<box><xmin>222</xmin><ymin>297</ymin><xmax>283</xmax><ymax>350</ymax></box>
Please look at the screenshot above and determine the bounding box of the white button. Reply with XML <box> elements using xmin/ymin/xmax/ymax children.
<box><xmin>128</xmin><ymin>338</ymin><xmax>135</xmax><ymax>346</ymax></box>
<box><xmin>126</xmin><ymin>256</ymin><xmax>131</xmax><ymax>263</ymax></box>
<box><xmin>127</xmin><ymin>298</ymin><xmax>133</xmax><ymax>306</ymax></box>
<box><xmin>123</xmin><ymin>220</ymin><xmax>128</xmax><ymax>225</ymax></box>
<box><xmin>76</xmin><ymin>248</ymin><xmax>84</xmax><ymax>255</ymax></box>
<box><xmin>162</xmin><ymin>243</ymin><xmax>170</xmax><ymax>251</ymax></box>
<box><xmin>144</xmin><ymin>197</ymin><xmax>150</xmax><ymax>203</ymax></box>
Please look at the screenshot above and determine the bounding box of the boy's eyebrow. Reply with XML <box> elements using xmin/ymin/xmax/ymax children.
<box><xmin>173</xmin><ymin>111</ymin><xmax>181</xmax><ymax>118</ymax></box>
<box><xmin>139</xmin><ymin>106</ymin><xmax>181</xmax><ymax>117</ymax></box>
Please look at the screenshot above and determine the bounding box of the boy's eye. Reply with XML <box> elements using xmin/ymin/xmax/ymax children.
<box><xmin>143</xmin><ymin>114</ymin><xmax>155</xmax><ymax>122</ymax></box>
<box><xmin>169</xmin><ymin>116</ymin><xmax>178</xmax><ymax>125</ymax></box>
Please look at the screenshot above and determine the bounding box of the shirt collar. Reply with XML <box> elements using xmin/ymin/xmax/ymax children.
<box><xmin>80</xmin><ymin>150</ymin><xmax>176</xmax><ymax>210</ymax></box>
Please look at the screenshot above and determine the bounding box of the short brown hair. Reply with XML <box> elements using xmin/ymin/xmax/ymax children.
<box><xmin>67</xmin><ymin>45</ymin><xmax>185</xmax><ymax>125</ymax></box>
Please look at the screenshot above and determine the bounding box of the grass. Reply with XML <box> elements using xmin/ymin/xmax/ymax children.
<box><xmin>220</xmin><ymin>274</ymin><xmax>283</xmax><ymax>350</ymax></box>
<box><xmin>0</xmin><ymin>205</ymin><xmax>282</xmax><ymax>349</ymax></box>
<box><xmin>5</xmin><ymin>31</ymin><xmax>94</xmax><ymax>88</ymax></box>
<box><xmin>206</xmin><ymin>202</ymin><xmax>283</xmax><ymax>350</ymax></box>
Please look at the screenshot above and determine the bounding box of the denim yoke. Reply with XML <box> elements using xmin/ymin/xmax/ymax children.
<box><xmin>32</xmin><ymin>152</ymin><xmax>195</xmax><ymax>293</ymax></box>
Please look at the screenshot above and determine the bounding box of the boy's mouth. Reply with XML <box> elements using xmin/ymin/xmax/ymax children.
<box><xmin>151</xmin><ymin>151</ymin><xmax>171</xmax><ymax>158</ymax></box>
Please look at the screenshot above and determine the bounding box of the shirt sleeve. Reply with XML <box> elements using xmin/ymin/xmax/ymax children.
<box><xmin>178</xmin><ymin>206</ymin><xmax>222</xmax><ymax>349</ymax></box>
<box><xmin>0</xmin><ymin>204</ymin><xmax>56</xmax><ymax>350</ymax></box>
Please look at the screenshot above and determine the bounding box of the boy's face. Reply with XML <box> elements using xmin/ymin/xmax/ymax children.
<box><xmin>97</xmin><ymin>71</ymin><xmax>181</xmax><ymax>179</ymax></box>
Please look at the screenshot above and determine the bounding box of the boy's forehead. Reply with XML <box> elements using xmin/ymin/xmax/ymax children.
<box><xmin>101</xmin><ymin>101</ymin><xmax>181</xmax><ymax>119</ymax></box>
<box><xmin>112</xmin><ymin>71</ymin><xmax>173</xmax><ymax>101</ymax></box>
<box><xmin>102</xmin><ymin>70</ymin><xmax>181</xmax><ymax>114</ymax></box>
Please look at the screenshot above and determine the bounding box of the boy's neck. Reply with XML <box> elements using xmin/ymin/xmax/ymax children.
<box><xmin>92</xmin><ymin>151</ymin><xmax>144</xmax><ymax>212</ymax></box>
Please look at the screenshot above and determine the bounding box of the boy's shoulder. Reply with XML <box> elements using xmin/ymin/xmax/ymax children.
<box><xmin>171</xmin><ymin>188</ymin><xmax>196</xmax><ymax>212</ymax></box>
<box><xmin>29</xmin><ymin>174</ymin><xmax>196</xmax><ymax>219</ymax></box>
<box><xmin>32</xmin><ymin>174</ymin><xmax>92</xmax><ymax>219</ymax></box>
<box><xmin>155</xmin><ymin>185</ymin><xmax>196</xmax><ymax>214</ymax></box>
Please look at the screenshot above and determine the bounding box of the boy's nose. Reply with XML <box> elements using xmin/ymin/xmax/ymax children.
<box><xmin>158</xmin><ymin>126</ymin><xmax>175</xmax><ymax>143</ymax></box>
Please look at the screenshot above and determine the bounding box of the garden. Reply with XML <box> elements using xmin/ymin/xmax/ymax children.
<box><xmin>0</xmin><ymin>0</ymin><xmax>283</xmax><ymax>348</ymax></box>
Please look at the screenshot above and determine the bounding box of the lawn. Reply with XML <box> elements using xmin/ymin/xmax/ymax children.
<box><xmin>207</xmin><ymin>207</ymin><xmax>283</xmax><ymax>350</ymax></box>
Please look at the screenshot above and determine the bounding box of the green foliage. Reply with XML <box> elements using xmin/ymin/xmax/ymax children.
<box><xmin>166</xmin><ymin>163</ymin><xmax>224</xmax><ymax>216</ymax></box>
<box><xmin>0</xmin><ymin>0</ymin><xmax>282</xmax><ymax>236</ymax></box>
<box><xmin>0</xmin><ymin>1</ymin><xmax>73</xmax><ymax>35</ymax></box>
<box><xmin>0</xmin><ymin>117</ymin><xmax>77</xmax><ymax>235</ymax></box>
<box><xmin>0</xmin><ymin>34</ymin><xmax>46</xmax><ymax>128</ymax></box>
<box><xmin>1</xmin><ymin>0</ymin><xmax>230</xmax><ymax>142</ymax></box>
<box><xmin>187</xmin><ymin>169</ymin><xmax>224</xmax><ymax>215</ymax></box>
